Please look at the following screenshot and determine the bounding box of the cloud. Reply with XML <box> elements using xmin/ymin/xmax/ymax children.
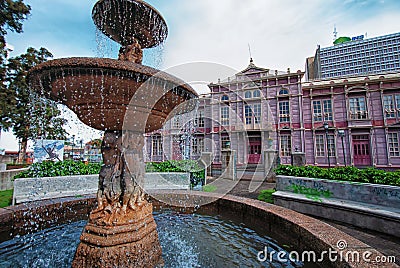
<box><xmin>153</xmin><ymin>0</ymin><xmax>400</xmax><ymax>85</ymax></box>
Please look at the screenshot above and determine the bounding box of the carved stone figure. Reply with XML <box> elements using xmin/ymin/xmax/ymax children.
<box><xmin>118</xmin><ymin>37</ymin><xmax>143</xmax><ymax>64</ymax></box>
<box><xmin>90</xmin><ymin>130</ymin><xmax>147</xmax><ymax>225</ymax></box>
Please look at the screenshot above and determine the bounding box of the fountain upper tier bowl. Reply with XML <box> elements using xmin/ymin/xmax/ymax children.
<box><xmin>92</xmin><ymin>0</ymin><xmax>168</xmax><ymax>48</ymax></box>
<box><xmin>28</xmin><ymin>57</ymin><xmax>198</xmax><ymax>132</ymax></box>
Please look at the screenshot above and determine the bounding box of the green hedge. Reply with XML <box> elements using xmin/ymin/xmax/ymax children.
<box><xmin>14</xmin><ymin>160</ymin><xmax>102</xmax><ymax>179</ymax></box>
<box><xmin>275</xmin><ymin>165</ymin><xmax>400</xmax><ymax>186</ymax></box>
<box><xmin>14</xmin><ymin>159</ymin><xmax>206</xmax><ymax>184</ymax></box>
<box><xmin>146</xmin><ymin>160</ymin><xmax>205</xmax><ymax>180</ymax></box>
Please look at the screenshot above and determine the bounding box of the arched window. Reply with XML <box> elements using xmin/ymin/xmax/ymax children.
<box><xmin>244</xmin><ymin>91</ymin><xmax>252</xmax><ymax>98</ymax></box>
<box><xmin>279</xmin><ymin>89</ymin><xmax>289</xmax><ymax>95</ymax></box>
<box><xmin>253</xmin><ymin>90</ymin><xmax>261</xmax><ymax>98</ymax></box>
<box><xmin>221</xmin><ymin>95</ymin><xmax>229</xmax><ymax>102</ymax></box>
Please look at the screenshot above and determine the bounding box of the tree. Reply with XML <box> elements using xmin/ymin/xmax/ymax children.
<box><xmin>7</xmin><ymin>47</ymin><xmax>68</xmax><ymax>163</ymax></box>
<box><xmin>0</xmin><ymin>0</ymin><xmax>31</xmax><ymax>132</ymax></box>
<box><xmin>0</xmin><ymin>0</ymin><xmax>31</xmax><ymax>37</ymax></box>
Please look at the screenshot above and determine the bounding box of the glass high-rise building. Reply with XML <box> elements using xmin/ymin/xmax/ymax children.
<box><xmin>306</xmin><ymin>32</ymin><xmax>400</xmax><ymax>81</ymax></box>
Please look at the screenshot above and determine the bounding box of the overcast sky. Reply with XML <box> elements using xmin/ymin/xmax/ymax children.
<box><xmin>1</xmin><ymin>0</ymin><xmax>400</xmax><ymax>151</ymax></box>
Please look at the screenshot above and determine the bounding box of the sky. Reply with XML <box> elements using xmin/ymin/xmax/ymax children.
<box><xmin>1</xmin><ymin>0</ymin><xmax>400</xmax><ymax>151</ymax></box>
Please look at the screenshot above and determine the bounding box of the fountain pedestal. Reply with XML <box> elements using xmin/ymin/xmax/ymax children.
<box><xmin>72</xmin><ymin>201</ymin><xmax>163</xmax><ymax>268</ymax></box>
<box><xmin>72</xmin><ymin>130</ymin><xmax>162</xmax><ymax>267</ymax></box>
<box><xmin>27</xmin><ymin>0</ymin><xmax>198</xmax><ymax>266</ymax></box>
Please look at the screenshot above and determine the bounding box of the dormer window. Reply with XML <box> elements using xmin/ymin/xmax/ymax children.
<box><xmin>221</xmin><ymin>95</ymin><xmax>229</xmax><ymax>102</ymax></box>
<box><xmin>279</xmin><ymin>89</ymin><xmax>289</xmax><ymax>95</ymax></box>
<box><xmin>244</xmin><ymin>91</ymin><xmax>252</xmax><ymax>99</ymax></box>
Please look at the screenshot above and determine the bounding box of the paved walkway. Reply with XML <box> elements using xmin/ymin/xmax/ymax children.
<box><xmin>216</xmin><ymin>178</ymin><xmax>400</xmax><ymax>265</ymax></box>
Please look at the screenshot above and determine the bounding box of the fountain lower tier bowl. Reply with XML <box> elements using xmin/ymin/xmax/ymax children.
<box><xmin>27</xmin><ymin>58</ymin><xmax>198</xmax><ymax>132</ymax></box>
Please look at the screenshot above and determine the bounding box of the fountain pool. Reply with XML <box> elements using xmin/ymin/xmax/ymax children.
<box><xmin>0</xmin><ymin>209</ymin><xmax>316</xmax><ymax>268</ymax></box>
<box><xmin>0</xmin><ymin>192</ymin><xmax>386</xmax><ymax>268</ymax></box>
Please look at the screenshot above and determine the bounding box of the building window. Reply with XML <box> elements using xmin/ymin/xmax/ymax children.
<box><xmin>327</xmin><ymin>134</ymin><xmax>336</xmax><ymax>157</ymax></box>
<box><xmin>315</xmin><ymin>134</ymin><xmax>335</xmax><ymax>157</ymax></box>
<box><xmin>253</xmin><ymin>103</ymin><xmax>261</xmax><ymax>124</ymax></box>
<box><xmin>383</xmin><ymin>95</ymin><xmax>395</xmax><ymax>118</ymax></box>
<box><xmin>388</xmin><ymin>133</ymin><xmax>400</xmax><ymax>157</ymax></box>
<box><xmin>221</xmin><ymin>95</ymin><xmax>229</xmax><ymax>102</ymax></box>
<box><xmin>280</xmin><ymin>135</ymin><xmax>291</xmax><ymax>156</ymax></box>
<box><xmin>253</xmin><ymin>90</ymin><xmax>261</xmax><ymax>98</ymax></box>
<box><xmin>244</xmin><ymin>104</ymin><xmax>261</xmax><ymax>125</ymax></box>
<box><xmin>244</xmin><ymin>91</ymin><xmax>252</xmax><ymax>99</ymax></box>
<box><xmin>245</xmin><ymin>105</ymin><xmax>252</xmax><ymax>125</ymax></box>
<box><xmin>196</xmin><ymin>110</ymin><xmax>205</xmax><ymax>128</ymax></box>
<box><xmin>323</xmin><ymin>100</ymin><xmax>333</xmax><ymax>121</ymax></box>
<box><xmin>173</xmin><ymin>116</ymin><xmax>181</xmax><ymax>128</ymax></box>
<box><xmin>279</xmin><ymin>101</ymin><xmax>290</xmax><ymax>122</ymax></box>
<box><xmin>313</xmin><ymin>101</ymin><xmax>322</xmax><ymax>122</ymax></box>
<box><xmin>349</xmin><ymin>97</ymin><xmax>367</xmax><ymax>120</ymax></box>
<box><xmin>152</xmin><ymin>135</ymin><xmax>163</xmax><ymax>156</ymax></box>
<box><xmin>220</xmin><ymin>107</ymin><xmax>229</xmax><ymax>125</ymax></box>
<box><xmin>221</xmin><ymin>136</ymin><xmax>230</xmax><ymax>150</ymax></box>
<box><xmin>383</xmin><ymin>94</ymin><xmax>400</xmax><ymax>119</ymax></box>
<box><xmin>192</xmin><ymin>137</ymin><xmax>204</xmax><ymax>155</ymax></box>
<box><xmin>315</xmin><ymin>134</ymin><xmax>325</xmax><ymax>157</ymax></box>
<box><xmin>396</xmin><ymin>95</ymin><xmax>400</xmax><ymax>118</ymax></box>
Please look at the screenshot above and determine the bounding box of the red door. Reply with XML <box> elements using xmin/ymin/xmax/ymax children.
<box><xmin>248</xmin><ymin>138</ymin><xmax>261</xmax><ymax>164</ymax></box>
<box><xmin>353</xmin><ymin>135</ymin><xmax>371</xmax><ymax>166</ymax></box>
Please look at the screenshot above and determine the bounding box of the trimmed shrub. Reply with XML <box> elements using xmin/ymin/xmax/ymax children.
<box><xmin>146</xmin><ymin>160</ymin><xmax>205</xmax><ymax>187</ymax></box>
<box><xmin>14</xmin><ymin>160</ymin><xmax>101</xmax><ymax>179</ymax></box>
<box><xmin>275</xmin><ymin>165</ymin><xmax>400</xmax><ymax>186</ymax></box>
<box><xmin>146</xmin><ymin>160</ymin><xmax>205</xmax><ymax>179</ymax></box>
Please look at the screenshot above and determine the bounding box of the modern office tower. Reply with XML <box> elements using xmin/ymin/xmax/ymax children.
<box><xmin>306</xmin><ymin>32</ymin><xmax>400</xmax><ymax>81</ymax></box>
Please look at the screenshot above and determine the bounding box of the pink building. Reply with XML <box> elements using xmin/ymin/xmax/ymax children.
<box><xmin>145</xmin><ymin>59</ymin><xmax>400</xmax><ymax>170</ymax></box>
<box><xmin>145</xmin><ymin>60</ymin><xmax>304</xmax><ymax>170</ymax></box>
<box><xmin>303</xmin><ymin>73</ymin><xmax>400</xmax><ymax>168</ymax></box>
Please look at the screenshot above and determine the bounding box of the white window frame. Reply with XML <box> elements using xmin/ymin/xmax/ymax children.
<box><xmin>279</xmin><ymin>101</ymin><xmax>290</xmax><ymax>122</ymax></box>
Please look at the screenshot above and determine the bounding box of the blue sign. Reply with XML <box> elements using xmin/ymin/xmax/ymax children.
<box><xmin>352</xmin><ymin>35</ymin><xmax>364</xmax><ymax>41</ymax></box>
<box><xmin>34</xmin><ymin>139</ymin><xmax>64</xmax><ymax>163</ymax></box>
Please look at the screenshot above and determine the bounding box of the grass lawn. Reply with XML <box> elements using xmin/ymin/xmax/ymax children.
<box><xmin>0</xmin><ymin>189</ymin><xmax>13</xmax><ymax>208</ymax></box>
<box><xmin>257</xmin><ymin>189</ymin><xmax>276</xmax><ymax>204</ymax></box>
<box><xmin>203</xmin><ymin>185</ymin><xmax>217</xmax><ymax>192</ymax></box>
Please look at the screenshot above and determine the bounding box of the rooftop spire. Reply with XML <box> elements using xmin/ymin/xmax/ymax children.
<box><xmin>248</xmin><ymin>43</ymin><xmax>253</xmax><ymax>63</ymax></box>
<box><xmin>333</xmin><ymin>24</ymin><xmax>338</xmax><ymax>42</ymax></box>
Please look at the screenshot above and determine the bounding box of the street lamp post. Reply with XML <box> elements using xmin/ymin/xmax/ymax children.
<box><xmin>72</xmin><ymin>135</ymin><xmax>75</xmax><ymax>160</ymax></box>
<box><xmin>338</xmin><ymin>130</ymin><xmax>346</xmax><ymax>167</ymax></box>
<box><xmin>80</xmin><ymin>139</ymin><xmax>83</xmax><ymax>161</ymax></box>
<box><xmin>323</xmin><ymin>122</ymin><xmax>331</xmax><ymax>168</ymax></box>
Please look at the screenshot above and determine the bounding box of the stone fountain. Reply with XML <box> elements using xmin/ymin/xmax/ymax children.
<box><xmin>27</xmin><ymin>0</ymin><xmax>198</xmax><ymax>267</ymax></box>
